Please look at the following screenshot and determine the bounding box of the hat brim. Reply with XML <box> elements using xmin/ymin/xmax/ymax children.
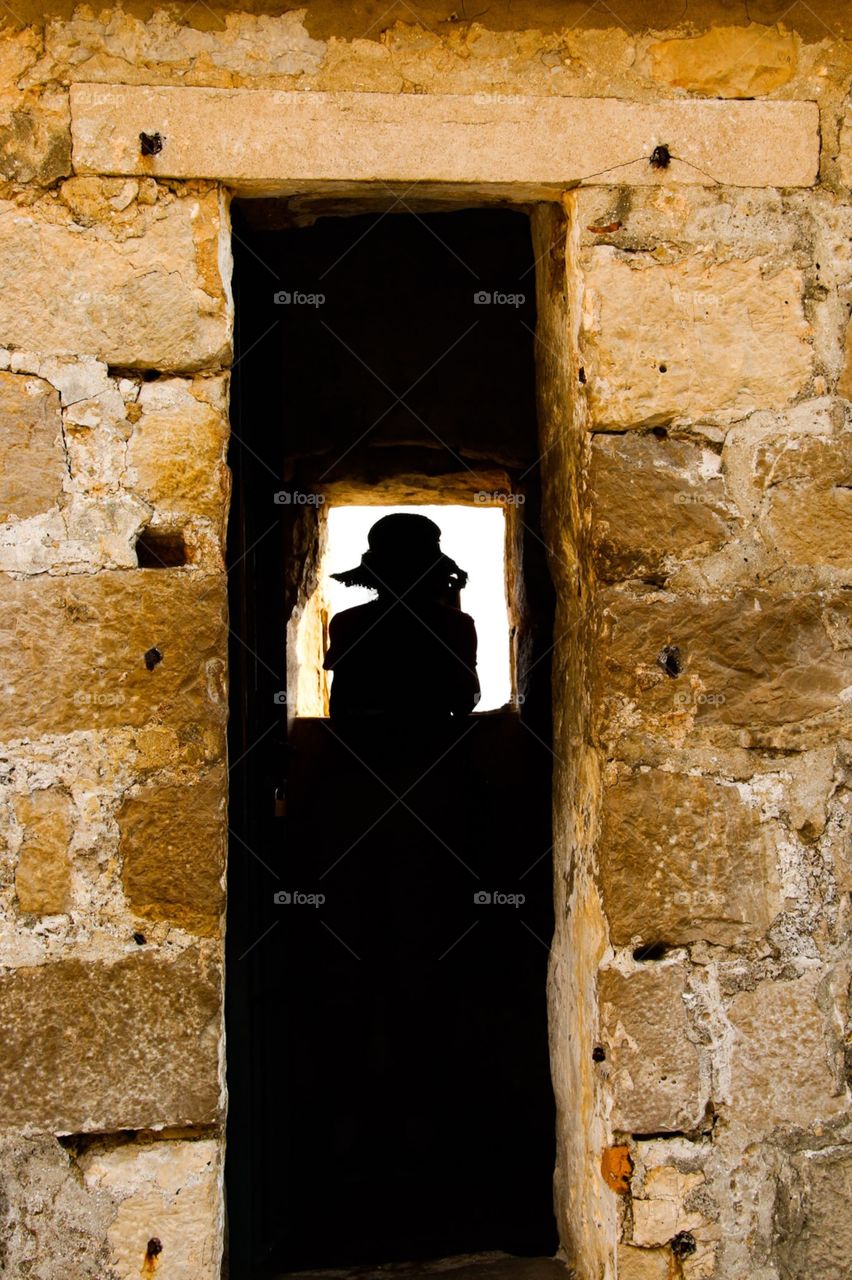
<box><xmin>331</xmin><ymin>551</ymin><xmax>467</xmax><ymax>592</ymax></box>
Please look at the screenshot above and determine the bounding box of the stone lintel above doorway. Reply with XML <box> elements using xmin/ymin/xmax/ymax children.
<box><xmin>70</xmin><ymin>85</ymin><xmax>819</xmax><ymax>196</ymax></box>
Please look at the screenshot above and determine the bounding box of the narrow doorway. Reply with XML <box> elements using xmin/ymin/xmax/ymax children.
<box><xmin>225</xmin><ymin>203</ymin><xmax>558</xmax><ymax>1277</ymax></box>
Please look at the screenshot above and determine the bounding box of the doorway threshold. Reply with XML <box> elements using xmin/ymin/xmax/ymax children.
<box><xmin>276</xmin><ymin>1253</ymin><xmax>573</xmax><ymax>1280</ymax></box>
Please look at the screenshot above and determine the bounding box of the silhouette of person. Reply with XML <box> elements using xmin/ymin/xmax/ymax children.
<box><xmin>323</xmin><ymin>513</ymin><xmax>480</xmax><ymax>719</ymax></box>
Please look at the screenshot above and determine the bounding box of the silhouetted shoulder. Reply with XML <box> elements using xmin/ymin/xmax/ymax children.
<box><xmin>324</xmin><ymin>602</ymin><xmax>384</xmax><ymax>670</ymax></box>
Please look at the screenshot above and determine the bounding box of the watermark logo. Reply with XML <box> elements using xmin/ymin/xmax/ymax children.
<box><xmin>473</xmin><ymin>91</ymin><xmax>528</xmax><ymax>106</ymax></box>
<box><xmin>674</xmin><ymin>690</ymin><xmax>726</xmax><ymax>706</ymax></box>
<box><xmin>73</xmin><ymin>690</ymin><xmax>125</xmax><ymax>707</ymax></box>
<box><xmin>474</xmin><ymin>890</ymin><xmax>526</xmax><ymax>907</ymax></box>
<box><xmin>273</xmin><ymin>890</ymin><xmax>326</xmax><ymax>907</ymax></box>
<box><xmin>274</xmin><ymin>491</ymin><xmax>326</xmax><ymax>506</ymax></box>
<box><xmin>273</xmin><ymin>691</ymin><xmax>287</xmax><ymax>705</ymax></box>
<box><xmin>674</xmin><ymin>491</ymin><xmax>716</xmax><ymax>506</ymax></box>
<box><xmin>473</xmin><ymin>290</ymin><xmax>525</xmax><ymax>308</ymax></box>
<box><xmin>671</xmin><ymin>287</ymin><xmax>721</xmax><ymax>309</ymax></box>
<box><xmin>273</xmin><ymin>290</ymin><xmax>325</xmax><ymax>308</ymax></box>
<box><xmin>474</xmin><ymin>490</ymin><xmax>525</xmax><ymax>505</ymax></box>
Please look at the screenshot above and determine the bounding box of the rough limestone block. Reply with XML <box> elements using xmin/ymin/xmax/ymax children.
<box><xmin>599</xmin><ymin>965</ymin><xmax>703</xmax><ymax>1134</ymax></box>
<box><xmin>0</xmin><ymin>946</ymin><xmax>221</xmax><ymax>1131</ymax></box>
<box><xmin>125</xmin><ymin>376</ymin><xmax>230</xmax><ymax>520</ymax></box>
<box><xmin>0</xmin><ymin>494</ymin><xmax>149</xmax><ymax>575</ymax></box>
<box><xmin>839</xmin><ymin>114</ymin><xmax>852</xmax><ymax>192</ymax></box>
<box><xmin>119</xmin><ymin>767</ymin><xmax>226</xmax><ymax>936</ymax></box>
<box><xmin>0</xmin><ymin>1134</ymin><xmax>115</xmax><ymax>1276</ymax></box>
<box><xmin>631</xmin><ymin>1164</ymin><xmax>708</xmax><ymax>1246</ymax></box>
<box><xmin>825</xmin><ymin>785</ymin><xmax>851</xmax><ymax>892</ymax></box>
<box><xmin>0</xmin><ymin>189</ymin><xmax>231</xmax><ymax>370</ymax></box>
<box><xmin>598</xmin><ymin>770</ymin><xmax>777</xmax><ymax>948</ymax></box>
<box><xmin>580</xmin><ymin>252</ymin><xmax>811</xmax><ymax>428</ymax></box>
<box><xmin>0</xmin><ymin>370</ymin><xmax>65</xmax><ymax>521</ymax></box>
<box><xmin>645</xmin><ymin>25</ymin><xmax>798</xmax><ymax>96</ymax></box>
<box><xmin>574</xmin><ymin>185</ymin><xmax>803</xmax><ymax>264</ymax></box>
<box><xmin>80</xmin><ymin>1138</ymin><xmax>222</xmax><ymax>1280</ymax></box>
<box><xmin>727</xmin><ymin>972</ymin><xmax>846</xmax><ymax>1134</ymax></box>
<box><xmin>775</xmin><ymin>1147</ymin><xmax>852</xmax><ymax>1280</ymax></box>
<box><xmin>840</xmin><ymin>315</ymin><xmax>852</xmax><ymax>400</ymax></box>
<box><xmin>13</xmin><ymin>788</ymin><xmax>72</xmax><ymax>915</ymax></box>
<box><xmin>756</xmin><ymin>435</ymin><xmax>852</xmax><ymax>570</ymax></box>
<box><xmin>37</xmin><ymin>7</ymin><xmax>326</xmax><ymax>85</ymax></box>
<box><xmin>589</xmin><ymin>433</ymin><xmax>734</xmax><ymax>582</ymax></box>
<box><xmin>70</xmin><ymin>85</ymin><xmax>819</xmax><ymax>191</ymax></box>
<box><xmin>617</xmin><ymin>1245</ymin><xmax>670</xmax><ymax>1279</ymax></box>
<box><xmin>0</xmin><ymin>569</ymin><xmax>228</xmax><ymax>744</ymax></box>
<box><xmin>0</xmin><ymin>89</ymin><xmax>71</xmax><ymax>185</ymax></box>
<box><xmin>597</xmin><ymin>587</ymin><xmax>852</xmax><ymax>751</ymax></box>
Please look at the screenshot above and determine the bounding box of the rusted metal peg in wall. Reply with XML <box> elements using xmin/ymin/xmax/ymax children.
<box><xmin>139</xmin><ymin>131</ymin><xmax>164</xmax><ymax>156</ymax></box>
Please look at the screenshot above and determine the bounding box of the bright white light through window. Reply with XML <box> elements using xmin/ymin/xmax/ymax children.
<box><xmin>321</xmin><ymin>504</ymin><xmax>512</xmax><ymax>713</ymax></box>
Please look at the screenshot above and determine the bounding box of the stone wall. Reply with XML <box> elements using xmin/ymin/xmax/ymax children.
<box><xmin>0</xmin><ymin>3</ymin><xmax>849</xmax><ymax>1278</ymax></box>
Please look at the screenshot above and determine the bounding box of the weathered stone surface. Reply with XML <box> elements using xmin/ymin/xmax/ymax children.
<box><xmin>598</xmin><ymin>770</ymin><xmax>776</xmax><ymax>947</ymax></box>
<box><xmin>755</xmin><ymin>434</ymin><xmax>852</xmax><ymax>570</ymax></box>
<box><xmin>727</xmin><ymin>973</ymin><xmax>845</xmax><ymax>1133</ymax></box>
<box><xmin>630</xmin><ymin>1141</ymin><xmax>721</xmax><ymax>1275</ymax></box>
<box><xmin>599</xmin><ymin>965</ymin><xmax>703</xmax><ymax>1134</ymax></box>
<box><xmin>616</xmin><ymin>1245</ymin><xmax>670</xmax><ymax>1279</ymax></box>
<box><xmin>0</xmin><ymin>1134</ymin><xmax>115</xmax><ymax>1277</ymax></box>
<box><xmin>775</xmin><ymin>1147</ymin><xmax>852</xmax><ymax>1280</ymax></box>
<box><xmin>575</xmin><ymin>185</ymin><xmax>802</xmax><ymax>263</ymax></box>
<box><xmin>80</xmin><ymin>1138</ymin><xmax>222</xmax><ymax>1280</ymax></box>
<box><xmin>0</xmin><ymin>88</ymin><xmax>70</xmax><ymax>185</ymax></box>
<box><xmin>589</xmin><ymin>433</ymin><xmax>734</xmax><ymax>581</ymax></box>
<box><xmin>0</xmin><ymin>946</ymin><xmax>221</xmax><ymax>1131</ymax></box>
<box><xmin>840</xmin><ymin>114</ymin><xmax>852</xmax><ymax>192</ymax></box>
<box><xmin>14</xmin><ymin>787</ymin><xmax>72</xmax><ymax>915</ymax></box>
<box><xmin>631</xmin><ymin>1164</ymin><xmax>708</xmax><ymax>1247</ymax></box>
<box><xmin>119</xmin><ymin>767</ymin><xmax>226</xmax><ymax>936</ymax></box>
<box><xmin>125</xmin><ymin>376</ymin><xmax>230</xmax><ymax>519</ymax></box>
<box><xmin>0</xmin><ymin>569</ymin><xmax>228</xmax><ymax>744</ymax></box>
<box><xmin>839</xmin><ymin>317</ymin><xmax>852</xmax><ymax>400</ymax></box>
<box><xmin>0</xmin><ymin>189</ymin><xmax>231</xmax><ymax>370</ymax></box>
<box><xmin>57</xmin><ymin>173</ymin><xmax>153</xmax><ymax>225</ymax></box>
<box><xmin>597</xmin><ymin>587</ymin><xmax>852</xmax><ymax>750</ymax></box>
<box><xmin>0</xmin><ymin>370</ymin><xmax>65</xmax><ymax>521</ymax></box>
<box><xmin>35</xmin><ymin>7</ymin><xmax>326</xmax><ymax>86</ymax></box>
<box><xmin>580</xmin><ymin>252</ymin><xmax>811</xmax><ymax>428</ymax></box>
<box><xmin>0</xmin><ymin>494</ymin><xmax>148</xmax><ymax>575</ymax></box>
<box><xmin>70</xmin><ymin>85</ymin><xmax>819</xmax><ymax>191</ymax></box>
<box><xmin>646</xmin><ymin>25</ymin><xmax>798</xmax><ymax>96</ymax></box>
<box><xmin>825</xmin><ymin>782</ymin><xmax>851</xmax><ymax>892</ymax></box>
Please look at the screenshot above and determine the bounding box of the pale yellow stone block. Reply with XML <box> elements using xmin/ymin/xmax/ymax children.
<box><xmin>70</xmin><ymin>85</ymin><xmax>820</xmax><ymax>192</ymax></box>
<box><xmin>646</xmin><ymin>25</ymin><xmax>798</xmax><ymax>96</ymax></box>
<box><xmin>80</xmin><ymin>1138</ymin><xmax>222</xmax><ymax>1280</ymax></box>
<box><xmin>14</xmin><ymin>788</ymin><xmax>72</xmax><ymax>915</ymax></box>
<box><xmin>0</xmin><ymin>189</ymin><xmax>231</xmax><ymax>371</ymax></box>
<box><xmin>599</xmin><ymin>964</ymin><xmax>703</xmax><ymax>1134</ymax></box>
<box><xmin>581</xmin><ymin>252</ymin><xmax>811</xmax><ymax>428</ymax></box>
<box><xmin>125</xmin><ymin>377</ymin><xmax>230</xmax><ymax>519</ymax></box>
<box><xmin>0</xmin><ymin>88</ymin><xmax>70</xmax><ymax>184</ymax></box>
<box><xmin>727</xmin><ymin>972</ymin><xmax>846</xmax><ymax>1132</ymax></box>
<box><xmin>0</xmin><ymin>371</ymin><xmax>65</xmax><ymax>522</ymax></box>
<box><xmin>617</xmin><ymin>1244</ymin><xmax>670</xmax><ymax>1278</ymax></box>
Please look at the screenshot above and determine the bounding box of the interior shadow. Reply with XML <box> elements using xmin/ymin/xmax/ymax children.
<box><xmin>225</xmin><ymin>203</ymin><xmax>558</xmax><ymax>1277</ymax></box>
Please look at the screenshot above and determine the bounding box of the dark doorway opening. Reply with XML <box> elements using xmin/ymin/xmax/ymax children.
<box><xmin>225</xmin><ymin>203</ymin><xmax>558</xmax><ymax>1278</ymax></box>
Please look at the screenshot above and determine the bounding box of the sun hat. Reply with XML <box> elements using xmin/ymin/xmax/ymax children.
<box><xmin>331</xmin><ymin>512</ymin><xmax>468</xmax><ymax>595</ymax></box>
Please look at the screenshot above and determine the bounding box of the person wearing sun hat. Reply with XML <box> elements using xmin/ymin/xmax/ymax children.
<box><xmin>323</xmin><ymin>512</ymin><xmax>480</xmax><ymax>719</ymax></box>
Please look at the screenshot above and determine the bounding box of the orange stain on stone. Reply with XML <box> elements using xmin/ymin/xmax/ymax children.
<box><xmin>601</xmin><ymin>1145</ymin><xmax>633</xmax><ymax>1194</ymax></box>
